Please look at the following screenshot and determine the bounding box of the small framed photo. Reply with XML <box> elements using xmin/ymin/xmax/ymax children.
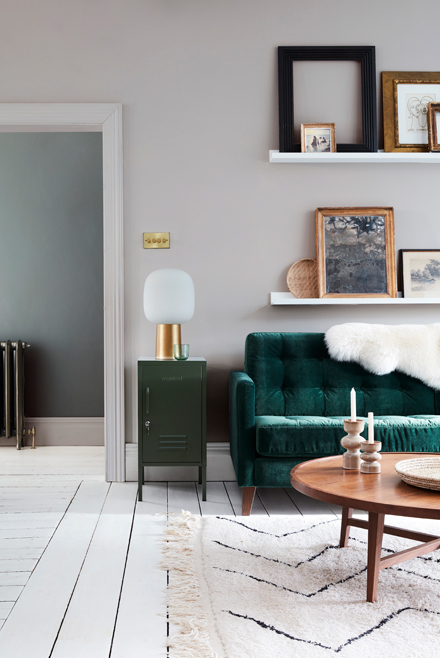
<box><xmin>301</xmin><ymin>123</ymin><xmax>336</xmax><ymax>153</ymax></box>
<box><xmin>400</xmin><ymin>250</ymin><xmax>440</xmax><ymax>298</ymax></box>
<box><xmin>427</xmin><ymin>102</ymin><xmax>440</xmax><ymax>151</ymax></box>
<box><xmin>382</xmin><ymin>71</ymin><xmax>440</xmax><ymax>152</ymax></box>
<box><xmin>316</xmin><ymin>207</ymin><xmax>396</xmax><ymax>298</ymax></box>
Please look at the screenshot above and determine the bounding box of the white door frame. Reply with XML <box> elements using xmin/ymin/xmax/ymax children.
<box><xmin>0</xmin><ymin>104</ymin><xmax>125</xmax><ymax>481</ymax></box>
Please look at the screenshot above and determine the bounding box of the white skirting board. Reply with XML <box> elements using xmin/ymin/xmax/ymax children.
<box><xmin>125</xmin><ymin>442</ymin><xmax>236</xmax><ymax>482</ymax></box>
<box><xmin>0</xmin><ymin>418</ymin><xmax>105</xmax><ymax>447</ymax></box>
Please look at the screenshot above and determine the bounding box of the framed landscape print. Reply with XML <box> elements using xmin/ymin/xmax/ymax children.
<box><xmin>401</xmin><ymin>250</ymin><xmax>440</xmax><ymax>298</ymax></box>
<box><xmin>427</xmin><ymin>102</ymin><xmax>440</xmax><ymax>151</ymax></box>
<box><xmin>316</xmin><ymin>207</ymin><xmax>396</xmax><ymax>298</ymax></box>
<box><xmin>301</xmin><ymin>123</ymin><xmax>336</xmax><ymax>153</ymax></box>
<box><xmin>382</xmin><ymin>71</ymin><xmax>440</xmax><ymax>152</ymax></box>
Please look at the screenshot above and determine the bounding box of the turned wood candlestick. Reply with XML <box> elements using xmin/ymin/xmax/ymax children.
<box><xmin>341</xmin><ymin>419</ymin><xmax>365</xmax><ymax>470</ymax></box>
<box><xmin>360</xmin><ymin>441</ymin><xmax>382</xmax><ymax>473</ymax></box>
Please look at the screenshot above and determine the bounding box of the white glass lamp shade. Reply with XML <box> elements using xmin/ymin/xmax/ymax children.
<box><xmin>143</xmin><ymin>269</ymin><xmax>195</xmax><ymax>324</ymax></box>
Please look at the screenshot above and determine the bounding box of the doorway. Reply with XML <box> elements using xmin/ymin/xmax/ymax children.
<box><xmin>0</xmin><ymin>104</ymin><xmax>124</xmax><ymax>481</ymax></box>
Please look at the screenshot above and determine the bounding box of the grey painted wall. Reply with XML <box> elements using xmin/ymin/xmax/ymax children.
<box><xmin>0</xmin><ymin>133</ymin><xmax>103</xmax><ymax>417</ymax></box>
<box><xmin>0</xmin><ymin>1</ymin><xmax>439</xmax><ymax>440</ymax></box>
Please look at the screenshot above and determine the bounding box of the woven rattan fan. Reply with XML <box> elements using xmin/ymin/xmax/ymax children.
<box><xmin>286</xmin><ymin>258</ymin><xmax>318</xmax><ymax>298</ymax></box>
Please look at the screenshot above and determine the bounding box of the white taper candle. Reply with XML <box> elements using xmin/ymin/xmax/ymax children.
<box><xmin>350</xmin><ymin>388</ymin><xmax>356</xmax><ymax>422</ymax></box>
<box><xmin>368</xmin><ymin>412</ymin><xmax>374</xmax><ymax>444</ymax></box>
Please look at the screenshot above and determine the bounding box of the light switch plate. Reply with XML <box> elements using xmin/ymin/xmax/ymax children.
<box><xmin>143</xmin><ymin>232</ymin><xmax>170</xmax><ymax>249</ymax></box>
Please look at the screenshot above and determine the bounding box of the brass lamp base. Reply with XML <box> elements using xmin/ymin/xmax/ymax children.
<box><xmin>156</xmin><ymin>324</ymin><xmax>181</xmax><ymax>359</ymax></box>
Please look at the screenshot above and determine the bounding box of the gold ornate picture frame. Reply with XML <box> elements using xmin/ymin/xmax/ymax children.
<box><xmin>427</xmin><ymin>102</ymin><xmax>440</xmax><ymax>151</ymax></box>
<box><xmin>316</xmin><ymin>207</ymin><xmax>396</xmax><ymax>298</ymax></box>
<box><xmin>300</xmin><ymin>123</ymin><xmax>336</xmax><ymax>153</ymax></box>
<box><xmin>382</xmin><ymin>71</ymin><xmax>440</xmax><ymax>152</ymax></box>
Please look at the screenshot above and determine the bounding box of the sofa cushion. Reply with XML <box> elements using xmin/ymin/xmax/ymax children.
<box><xmin>255</xmin><ymin>415</ymin><xmax>440</xmax><ymax>457</ymax></box>
<box><xmin>245</xmin><ymin>333</ymin><xmax>440</xmax><ymax>418</ymax></box>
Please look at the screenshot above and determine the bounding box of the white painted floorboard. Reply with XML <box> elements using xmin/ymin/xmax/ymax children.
<box><xmin>0</xmin><ymin>572</ymin><xmax>29</xmax><ymax>586</ymax></box>
<box><xmin>0</xmin><ymin>601</ymin><xmax>14</xmax><ymax>619</ymax></box>
<box><xmin>111</xmin><ymin>483</ymin><xmax>168</xmax><ymax>658</ymax></box>
<box><xmin>168</xmin><ymin>481</ymin><xmax>200</xmax><ymax>515</ymax></box>
<box><xmin>52</xmin><ymin>483</ymin><xmax>137</xmax><ymax>658</ymax></box>
<box><xmin>0</xmin><ymin>481</ymin><xmax>110</xmax><ymax>658</ymax></box>
<box><xmin>198</xmin><ymin>481</ymin><xmax>235</xmax><ymax>516</ymax></box>
<box><xmin>0</xmin><ymin>559</ymin><xmax>37</xmax><ymax>574</ymax></box>
<box><xmin>258</xmin><ymin>486</ymin><xmax>302</xmax><ymax>516</ymax></box>
<box><xmin>223</xmin><ymin>481</ymin><xmax>268</xmax><ymax>516</ymax></box>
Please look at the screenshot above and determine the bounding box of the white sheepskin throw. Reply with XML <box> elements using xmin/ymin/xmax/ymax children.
<box><xmin>325</xmin><ymin>322</ymin><xmax>440</xmax><ymax>389</ymax></box>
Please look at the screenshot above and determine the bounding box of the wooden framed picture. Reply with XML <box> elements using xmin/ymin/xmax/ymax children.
<box><xmin>316</xmin><ymin>207</ymin><xmax>396</xmax><ymax>298</ymax></box>
<box><xmin>301</xmin><ymin>123</ymin><xmax>336</xmax><ymax>153</ymax></box>
<box><xmin>400</xmin><ymin>250</ymin><xmax>440</xmax><ymax>298</ymax></box>
<box><xmin>382</xmin><ymin>71</ymin><xmax>440</xmax><ymax>152</ymax></box>
<box><xmin>278</xmin><ymin>46</ymin><xmax>377</xmax><ymax>153</ymax></box>
<box><xmin>427</xmin><ymin>102</ymin><xmax>440</xmax><ymax>151</ymax></box>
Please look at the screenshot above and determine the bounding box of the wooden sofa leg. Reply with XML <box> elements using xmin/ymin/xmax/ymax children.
<box><xmin>242</xmin><ymin>487</ymin><xmax>256</xmax><ymax>516</ymax></box>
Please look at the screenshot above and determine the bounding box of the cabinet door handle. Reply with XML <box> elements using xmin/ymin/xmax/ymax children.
<box><xmin>145</xmin><ymin>420</ymin><xmax>150</xmax><ymax>435</ymax></box>
<box><xmin>144</xmin><ymin>387</ymin><xmax>150</xmax><ymax>415</ymax></box>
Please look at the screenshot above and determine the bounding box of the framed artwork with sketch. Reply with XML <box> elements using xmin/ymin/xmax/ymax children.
<box><xmin>315</xmin><ymin>207</ymin><xmax>396</xmax><ymax>298</ymax></box>
<box><xmin>400</xmin><ymin>250</ymin><xmax>440</xmax><ymax>298</ymax></box>
<box><xmin>382</xmin><ymin>71</ymin><xmax>440</xmax><ymax>152</ymax></box>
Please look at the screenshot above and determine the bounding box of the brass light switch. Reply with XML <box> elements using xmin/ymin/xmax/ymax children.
<box><xmin>143</xmin><ymin>232</ymin><xmax>170</xmax><ymax>249</ymax></box>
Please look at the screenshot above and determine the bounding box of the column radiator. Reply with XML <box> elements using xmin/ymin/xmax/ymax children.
<box><xmin>1</xmin><ymin>341</ymin><xmax>35</xmax><ymax>450</ymax></box>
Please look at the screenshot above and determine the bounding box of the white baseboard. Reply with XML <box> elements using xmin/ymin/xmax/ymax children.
<box><xmin>125</xmin><ymin>442</ymin><xmax>236</xmax><ymax>482</ymax></box>
<box><xmin>0</xmin><ymin>417</ymin><xmax>105</xmax><ymax>447</ymax></box>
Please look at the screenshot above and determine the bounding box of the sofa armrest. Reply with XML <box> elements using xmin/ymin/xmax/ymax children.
<box><xmin>229</xmin><ymin>370</ymin><xmax>257</xmax><ymax>487</ymax></box>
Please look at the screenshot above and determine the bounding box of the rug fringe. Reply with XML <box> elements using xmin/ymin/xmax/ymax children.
<box><xmin>161</xmin><ymin>511</ymin><xmax>219</xmax><ymax>658</ymax></box>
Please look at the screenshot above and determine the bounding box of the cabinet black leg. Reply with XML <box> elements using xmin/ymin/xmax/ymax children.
<box><xmin>202</xmin><ymin>465</ymin><xmax>207</xmax><ymax>501</ymax></box>
<box><xmin>138</xmin><ymin>464</ymin><xmax>144</xmax><ymax>502</ymax></box>
<box><xmin>198</xmin><ymin>466</ymin><xmax>202</xmax><ymax>485</ymax></box>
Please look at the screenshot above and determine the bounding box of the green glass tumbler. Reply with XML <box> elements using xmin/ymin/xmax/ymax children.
<box><xmin>174</xmin><ymin>344</ymin><xmax>190</xmax><ymax>360</ymax></box>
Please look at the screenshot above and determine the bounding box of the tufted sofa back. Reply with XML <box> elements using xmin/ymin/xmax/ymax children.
<box><xmin>245</xmin><ymin>332</ymin><xmax>440</xmax><ymax>417</ymax></box>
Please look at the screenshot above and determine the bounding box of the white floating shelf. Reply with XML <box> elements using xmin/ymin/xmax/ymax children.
<box><xmin>269</xmin><ymin>150</ymin><xmax>440</xmax><ymax>164</ymax></box>
<box><xmin>271</xmin><ymin>292</ymin><xmax>440</xmax><ymax>306</ymax></box>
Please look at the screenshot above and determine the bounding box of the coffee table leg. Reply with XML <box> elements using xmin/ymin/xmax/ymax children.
<box><xmin>340</xmin><ymin>507</ymin><xmax>353</xmax><ymax>547</ymax></box>
<box><xmin>366</xmin><ymin>512</ymin><xmax>385</xmax><ymax>603</ymax></box>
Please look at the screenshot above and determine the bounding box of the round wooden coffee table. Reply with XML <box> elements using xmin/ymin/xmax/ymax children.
<box><xmin>290</xmin><ymin>453</ymin><xmax>440</xmax><ymax>602</ymax></box>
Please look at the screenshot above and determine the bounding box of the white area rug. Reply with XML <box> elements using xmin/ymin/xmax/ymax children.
<box><xmin>162</xmin><ymin>512</ymin><xmax>440</xmax><ymax>658</ymax></box>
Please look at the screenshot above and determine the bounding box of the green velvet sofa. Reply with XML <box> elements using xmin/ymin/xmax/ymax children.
<box><xmin>229</xmin><ymin>332</ymin><xmax>440</xmax><ymax>515</ymax></box>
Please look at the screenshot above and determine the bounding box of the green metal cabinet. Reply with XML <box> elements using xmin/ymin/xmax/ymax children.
<box><xmin>138</xmin><ymin>357</ymin><xmax>207</xmax><ymax>501</ymax></box>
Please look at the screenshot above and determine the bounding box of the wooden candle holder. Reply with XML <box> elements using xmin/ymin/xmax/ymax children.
<box><xmin>360</xmin><ymin>441</ymin><xmax>382</xmax><ymax>473</ymax></box>
<box><xmin>341</xmin><ymin>419</ymin><xmax>365</xmax><ymax>470</ymax></box>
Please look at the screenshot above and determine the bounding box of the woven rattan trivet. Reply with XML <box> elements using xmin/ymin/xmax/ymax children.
<box><xmin>395</xmin><ymin>457</ymin><xmax>440</xmax><ymax>491</ymax></box>
<box><xmin>286</xmin><ymin>258</ymin><xmax>318</xmax><ymax>298</ymax></box>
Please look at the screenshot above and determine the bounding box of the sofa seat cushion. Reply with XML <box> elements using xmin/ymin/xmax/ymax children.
<box><xmin>255</xmin><ymin>415</ymin><xmax>440</xmax><ymax>457</ymax></box>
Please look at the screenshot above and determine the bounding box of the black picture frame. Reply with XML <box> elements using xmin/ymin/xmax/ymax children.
<box><xmin>278</xmin><ymin>46</ymin><xmax>377</xmax><ymax>153</ymax></box>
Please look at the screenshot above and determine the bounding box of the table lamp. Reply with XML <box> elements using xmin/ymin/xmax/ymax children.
<box><xmin>143</xmin><ymin>268</ymin><xmax>195</xmax><ymax>359</ymax></box>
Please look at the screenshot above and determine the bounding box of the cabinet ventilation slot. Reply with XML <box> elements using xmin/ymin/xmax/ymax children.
<box><xmin>159</xmin><ymin>435</ymin><xmax>187</xmax><ymax>450</ymax></box>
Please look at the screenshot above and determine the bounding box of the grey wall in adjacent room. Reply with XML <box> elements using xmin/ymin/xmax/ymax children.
<box><xmin>0</xmin><ymin>132</ymin><xmax>103</xmax><ymax>417</ymax></box>
<box><xmin>0</xmin><ymin>1</ymin><xmax>440</xmax><ymax>441</ymax></box>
